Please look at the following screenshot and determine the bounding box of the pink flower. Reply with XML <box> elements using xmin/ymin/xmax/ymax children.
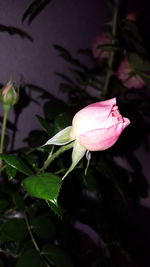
<box><xmin>92</xmin><ymin>33</ymin><xmax>111</xmax><ymax>60</ymax></box>
<box><xmin>71</xmin><ymin>98</ymin><xmax>130</xmax><ymax>151</ymax></box>
<box><xmin>126</xmin><ymin>12</ymin><xmax>137</xmax><ymax>22</ymax></box>
<box><xmin>116</xmin><ymin>59</ymin><xmax>145</xmax><ymax>89</ymax></box>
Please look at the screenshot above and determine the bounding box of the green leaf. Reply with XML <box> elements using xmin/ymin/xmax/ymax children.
<box><xmin>36</xmin><ymin>115</ymin><xmax>52</xmax><ymax>136</ymax></box>
<box><xmin>22</xmin><ymin>172</ymin><xmax>62</xmax><ymax>204</ymax></box>
<box><xmin>6</xmin><ymin>164</ymin><xmax>17</xmax><ymax>180</ymax></box>
<box><xmin>46</xmin><ymin>200</ymin><xmax>63</xmax><ymax>218</ymax></box>
<box><xmin>43</xmin><ymin>126</ymin><xmax>74</xmax><ymax>146</ymax></box>
<box><xmin>16</xmin><ymin>249</ymin><xmax>45</xmax><ymax>267</ymax></box>
<box><xmin>12</xmin><ymin>192</ymin><xmax>25</xmax><ymax>210</ymax></box>
<box><xmin>42</xmin><ymin>244</ymin><xmax>73</xmax><ymax>267</ymax></box>
<box><xmin>31</xmin><ymin>215</ymin><xmax>56</xmax><ymax>239</ymax></box>
<box><xmin>0</xmin><ymin>154</ymin><xmax>34</xmax><ymax>176</ymax></box>
<box><xmin>0</xmin><ymin>218</ymin><xmax>28</xmax><ymax>242</ymax></box>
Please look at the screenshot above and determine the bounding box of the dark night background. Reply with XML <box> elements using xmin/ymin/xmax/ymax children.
<box><xmin>1</xmin><ymin>1</ymin><xmax>150</xmax><ymax>266</ymax></box>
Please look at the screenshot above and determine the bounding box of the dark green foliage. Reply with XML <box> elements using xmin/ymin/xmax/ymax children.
<box><xmin>0</xmin><ymin>219</ymin><xmax>28</xmax><ymax>242</ymax></box>
<box><xmin>0</xmin><ymin>1</ymin><xmax>150</xmax><ymax>267</ymax></box>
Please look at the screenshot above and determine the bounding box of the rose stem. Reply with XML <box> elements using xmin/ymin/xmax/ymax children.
<box><xmin>24</xmin><ymin>211</ymin><xmax>51</xmax><ymax>267</ymax></box>
<box><xmin>102</xmin><ymin>0</ymin><xmax>119</xmax><ymax>99</ymax></box>
<box><xmin>0</xmin><ymin>105</ymin><xmax>10</xmax><ymax>154</ymax></box>
<box><xmin>38</xmin><ymin>142</ymin><xmax>74</xmax><ymax>173</ymax></box>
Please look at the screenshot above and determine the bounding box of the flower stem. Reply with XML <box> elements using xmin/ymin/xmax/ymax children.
<box><xmin>24</xmin><ymin>211</ymin><xmax>51</xmax><ymax>267</ymax></box>
<box><xmin>0</xmin><ymin>105</ymin><xmax>10</xmax><ymax>154</ymax></box>
<box><xmin>39</xmin><ymin>142</ymin><xmax>74</xmax><ymax>173</ymax></box>
<box><xmin>102</xmin><ymin>0</ymin><xmax>119</xmax><ymax>98</ymax></box>
<box><xmin>24</xmin><ymin>211</ymin><xmax>40</xmax><ymax>253</ymax></box>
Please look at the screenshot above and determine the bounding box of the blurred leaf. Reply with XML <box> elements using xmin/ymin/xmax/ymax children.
<box><xmin>97</xmin><ymin>43</ymin><xmax>118</xmax><ymax>52</ymax></box>
<box><xmin>54</xmin><ymin>112</ymin><xmax>72</xmax><ymax>133</ymax></box>
<box><xmin>6</xmin><ymin>165</ymin><xmax>17</xmax><ymax>180</ymax></box>
<box><xmin>13</xmin><ymin>86</ymin><xmax>36</xmax><ymax>116</ymax></box>
<box><xmin>83</xmin><ymin>169</ymin><xmax>99</xmax><ymax>192</ymax></box>
<box><xmin>0</xmin><ymin>219</ymin><xmax>28</xmax><ymax>242</ymax></box>
<box><xmin>22</xmin><ymin>172</ymin><xmax>62</xmax><ymax>204</ymax></box>
<box><xmin>21</xmin><ymin>152</ymin><xmax>39</xmax><ymax>171</ymax></box>
<box><xmin>16</xmin><ymin>249</ymin><xmax>45</xmax><ymax>267</ymax></box>
<box><xmin>25</xmin><ymin>83</ymin><xmax>53</xmax><ymax>99</ymax></box>
<box><xmin>54</xmin><ymin>44</ymin><xmax>88</xmax><ymax>70</ymax></box>
<box><xmin>44</xmin><ymin>100</ymin><xmax>68</xmax><ymax>120</ymax></box>
<box><xmin>22</xmin><ymin>0</ymin><xmax>52</xmax><ymax>24</ymax></box>
<box><xmin>96</xmin><ymin>158</ymin><xmax>128</xmax><ymax>203</ymax></box>
<box><xmin>122</xmin><ymin>20</ymin><xmax>147</xmax><ymax>56</ymax></box>
<box><xmin>78</xmin><ymin>48</ymin><xmax>92</xmax><ymax>57</ymax></box>
<box><xmin>6</xmin><ymin>241</ymin><xmax>21</xmax><ymax>255</ymax></box>
<box><xmin>31</xmin><ymin>215</ymin><xmax>56</xmax><ymax>239</ymax></box>
<box><xmin>127</xmin><ymin>53</ymin><xmax>150</xmax><ymax>73</ymax></box>
<box><xmin>0</xmin><ymin>117</ymin><xmax>17</xmax><ymax>131</ymax></box>
<box><xmin>42</xmin><ymin>244</ymin><xmax>73</xmax><ymax>267</ymax></box>
<box><xmin>36</xmin><ymin>115</ymin><xmax>52</xmax><ymax>136</ymax></box>
<box><xmin>12</xmin><ymin>192</ymin><xmax>25</xmax><ymax>210</ymax></box>
<box><xmin>0</xmin><ymin>24</ymin><xmax>33</xmax><ymax>41</ymax></box>
<box><xmin>0</xmin><ymin>154</ymin><xmax>34</xmax><ymax>176</ymax></box>
<box><xmin>59</xmin><ymin>83</ymin><xmax>74</xmax><ymax>93</ymax></box>
<box><xmin>0</xmin><ymin>260</ymin><xmax>4</xmax><ymax>267</ymax></box>
<box><xmin>55</xmin><ymin>72</ymin><xmax>75</xmax><ymax>85</ymax></box>
<box><xmin>0</xmin><ymin>198</ymin><xmax>9</xmax><ymax>210</ymax></box>
<box><xmin>23</xmin><ymin>130</ymin><xmax>48</xmax><ymax>147</ymax></box>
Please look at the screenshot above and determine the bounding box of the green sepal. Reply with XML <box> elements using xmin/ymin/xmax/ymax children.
<box><xmin>62</xmin><ymin>140</ymin><xmax>86</xmax><ymax>179</ymax></box>
<box><xmin>85</xmin><ymin>150</ymin><xmax>91</xmax><ymax>175</ymax></box>
<box><xmin>43</xmin><ymin>126</ymin><xmax>74</xmax><ymax>146</ymax></box>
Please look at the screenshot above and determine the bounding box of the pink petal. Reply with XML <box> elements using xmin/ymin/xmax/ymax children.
<box><xmin>79</xmin><ymin>119</ymin><xmax>130</xmax><ymax>151</ymax></box>
<box><xmin>123</xmin><ymin>75</ymin><xmax>145</xmax><ymax>89</ymax></box>
<box><xmin>72</xmin><ymin>98</ymin><xmax>116</xmax><ymax>138</ymax></box>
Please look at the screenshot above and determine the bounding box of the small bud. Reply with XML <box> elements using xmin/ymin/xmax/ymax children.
<box><xmin>126</xmin><ymin>12</ymin><xmax>137</xmax><ymax>22</ymax></box>
<box><xmin>0</xmin><ymin>81</ymin><xmax>19</xmax><ymax>106</ymax></box>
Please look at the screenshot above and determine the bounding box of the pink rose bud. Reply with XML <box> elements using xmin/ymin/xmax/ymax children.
<box><xmin>126</xmin><ymin>12</ymin><xmax>137</xmax><ymax>22</ymax></box>
<box><xmin>1</xmin><ymin>81</ymin><xmax>19</xmax><ymax>106</ymax></box>
<box><xmin>43</xmin><ymin>98</ymin><xmax>130</xmax><ymax>178</ymax></box>
<box><xmin>71</xmin><ymin>98</ymin><xmax>130</xmax><ymax>151</ymax></box>
<box><xmin>116</xmin><ymin>59</ymin><xmax>145</xmax><ymax>89</ymax></box>
<box><xmin>92</xmin><ymin>33</ymin><xmax>111</xmax><ymax>60</ymax></box>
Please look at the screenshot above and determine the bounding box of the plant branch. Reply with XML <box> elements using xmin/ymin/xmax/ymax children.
<box><xmin>24</xmin><ymin>211</ymin><xmax>40</xmax><ymax>253</ymax></box>
<box><xmin>102</xmin><ymin>0</ymin><xmax>119</xmax><ymax>98</ymax></box>
<box><xmin>0</xmin><ymin>106</ymin><xmax>10</xmax><ymax>154</ymax></box>
<box><xmin>39</xmin><ymin>142</ymin><xmax>74</xmax><ymax>173</ymax></box>
<box><xmin>24</xmin><ymin>211</ymin><xmax>50</xmax><ymax>267</ymax></box>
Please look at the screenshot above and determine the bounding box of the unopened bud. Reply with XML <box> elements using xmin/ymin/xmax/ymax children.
<box><xmin>126</xmin><ymin>12</ymin><xmax>137</xmax><ymax>22</ymax></box>
<box><xmin>0</xmin><ymin>81</ymin><xmax>19</xmax><ymax>106</ymax></box>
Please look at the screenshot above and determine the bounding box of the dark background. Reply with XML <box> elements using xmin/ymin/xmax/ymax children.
<box><xmin>0</xmin><ymin>0</ymin><xmax>107</xmax><ymax>147</ymax></box>
<box><xmin>1</xmin><ymin>2</ymin><xmax>150</xmax><ymax>265</ymax></box>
